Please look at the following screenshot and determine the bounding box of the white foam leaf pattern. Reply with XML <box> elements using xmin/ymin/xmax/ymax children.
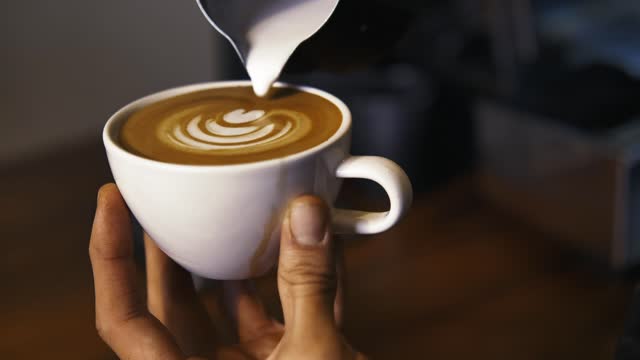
<box><xmin>223</xmin><ymin>109</ymin><xmax>265</xmax><ymax>124</ymax></box>
<box><xmin>165</xmin><ymin>108</ymin><xmax>307</xmax><ymax>153</ymax></box>
<box><xmin>181</xmin><ymin>115</ymin><xmax>275</xmax><ymax>144</ymax></box>
<box><xmin>173</xmin><ymin>120</ymin><xmax>292</xmax><ymax>150</ymax></box>
<box><xmin>206</xmin><ymin>120</ymin><xmax>258</xmax><ymax>136</ymax></box>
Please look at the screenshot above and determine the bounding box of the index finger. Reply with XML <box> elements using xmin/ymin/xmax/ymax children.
<box><xmin>89</xmin><ymin>184</ymin><xmax>184</xmax><ymax>360</ymax></box>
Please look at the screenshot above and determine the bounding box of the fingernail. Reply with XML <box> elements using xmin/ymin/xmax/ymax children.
<box><xmin>289</xmin><ymin>201</ymin><xmax>327</xmax><ymax>246</ymax></box>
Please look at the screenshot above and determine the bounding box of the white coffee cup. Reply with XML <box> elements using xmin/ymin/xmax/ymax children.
<box><xmin>103</xmin><ymin>81</ymin><xmax>413</xmax><ymax>280</ymax></box>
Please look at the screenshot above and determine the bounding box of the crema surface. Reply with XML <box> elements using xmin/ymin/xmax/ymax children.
<box><xmin>119</xmin><ymin>86</ymin><xmax>342</xmax><ymax>165</ymax></box>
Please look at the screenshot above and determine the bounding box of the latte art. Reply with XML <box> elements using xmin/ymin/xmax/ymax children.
<box><xmin>164</xmin><ymin>108</ymin><xmax>311</xmax><ymax>154</ymax></box>
<box><xmin>119</xmin><ymin>86</ymin><xmax>342</xmax><ymax>165</ymax></box>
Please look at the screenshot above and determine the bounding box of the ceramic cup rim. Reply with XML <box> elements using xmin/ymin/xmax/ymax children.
<box><xmin>103</xmin><ymin>80</ymin><xmax>352</xmax><ymax>172</ymax></box>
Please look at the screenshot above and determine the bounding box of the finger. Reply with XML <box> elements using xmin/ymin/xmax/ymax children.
<box><xmin>224</xmin><ymin>281</ymin><xmax>283</xmax><ymax>341</ymax></box>
<box><xmin>89</xmin><ymin>184</ymin><xmax>183</xmax><ymax>360</ymax></box>
<box><xmin>277</xmin><ymin>195</ymin><xmax>338</xmax><ymax>337</ymax></box>
<box><xmin>145</xmin><ymin>234</ymin><xmax>217</xmax><ymax>357</ymax></box>
<box><xmin>334</xmin><ymin>240</ymin><xmax>346</xmax><ymax>328</ymax></box>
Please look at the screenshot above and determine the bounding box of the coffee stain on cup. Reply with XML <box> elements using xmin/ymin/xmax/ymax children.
<box><xmin>249</xmin><ymin>161</ymin><xmax>288</xmax><ymax>277</ymax></box>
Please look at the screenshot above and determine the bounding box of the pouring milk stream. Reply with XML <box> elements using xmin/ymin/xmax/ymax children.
<box><xmin>196</xmin><ymin>0</ymin><xmax>339</xmax><ymax>97</ymax></box>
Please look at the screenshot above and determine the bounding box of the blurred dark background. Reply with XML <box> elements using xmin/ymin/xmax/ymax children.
<box><xmin>2</xmin><ymin>0</ymin><xmax>640</xmax><ymax>358</ymax></box>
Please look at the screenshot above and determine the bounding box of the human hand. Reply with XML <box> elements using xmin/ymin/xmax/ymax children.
<box><xmin>89</xmin><ymin>184</ymin><xmax>366</xmax><ymax>359</ymax></box>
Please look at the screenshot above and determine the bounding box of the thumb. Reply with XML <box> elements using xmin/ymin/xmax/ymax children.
<box><xmin>277</xmin><ymin>195</ymin><xmax>337</xmax><ymax>337</ymax></box>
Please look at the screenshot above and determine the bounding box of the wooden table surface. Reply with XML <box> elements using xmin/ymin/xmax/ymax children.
<box><xmin>0</xmin><ymin>141</ymin><xmax>634</xmax><ymax>359</ymax></box>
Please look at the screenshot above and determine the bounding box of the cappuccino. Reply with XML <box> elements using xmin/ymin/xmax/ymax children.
<box><xmin>119</xmin><ymin>86</ymin><xmax>342</xmax><ymax>165</ymax></box>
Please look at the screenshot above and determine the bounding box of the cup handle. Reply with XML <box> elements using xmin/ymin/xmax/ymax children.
<box><xmin>332</xmin><ymin>156</ymin><xmax>413</xmax><ymax>234</ymax></box>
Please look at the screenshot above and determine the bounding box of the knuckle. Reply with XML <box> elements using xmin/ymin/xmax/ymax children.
<box><xmin>88</xmin><ymin>241</ymin><xmax>98</xmax><ymax>260</ymax></box>
<box><xmin>95</xmin><ymin>307</ymin><xmax>142</xmax><ymax>343</ymax></box>
<box><xmin>278</xmin><ymin>253</ymin><xmax>337</xmax><ymax>296</ymax></box>
<box><xmin>88</xmin><ymin>240</ymin><xmax>109</xmax><ymax>261</ymax></box>
<box><xmin>88</xmin><ymin>239</ymin><xmax>128</xmax><ymax>262</ymax></box>
<box><xmin>95</xmin><ymin>316</ymin><xmax>114</xmax><ymax>342</ymax></box>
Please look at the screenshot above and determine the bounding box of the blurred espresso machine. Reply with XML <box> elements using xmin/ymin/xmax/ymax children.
<box><xmin>218</xmin><ymin>0</ymin><xmax>640</xmax><ymax>356</ymax></box>
<box><xmin>218</xmin><ymin>0</ymin><xmax>640</xmax><ymax>354</ymax></box>
<box><xmin>218</xmin><ymin>0</ymin><xmax>640</xmax><ymax>270</ymax></box>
